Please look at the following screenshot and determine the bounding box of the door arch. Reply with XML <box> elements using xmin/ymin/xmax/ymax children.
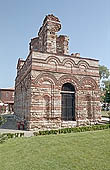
<box><xmin>61</xmin><ymin>83</ymin><xmax>75</xmax><ymax>121</ymax></box>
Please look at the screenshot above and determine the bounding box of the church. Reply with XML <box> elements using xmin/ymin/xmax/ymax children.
<box><xmin>14</xmin><ymin>14</ymin><xmax>101</xmax><ymax>130</ymax></box>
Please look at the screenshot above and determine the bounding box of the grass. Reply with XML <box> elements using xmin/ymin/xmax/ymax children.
<box><xmin>0</xmin><ymin>130</ymin><xmax>110</xmax><ymax>170</ymax></box>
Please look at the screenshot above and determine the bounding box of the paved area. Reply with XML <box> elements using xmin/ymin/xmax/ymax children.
<box><xmin>0</xmin><ymin>129</ymin><xmax>34</xmax><ymax>137</ymax></box>
<box><xmin>101</xmin><ymin>116</ymin><xmax>109</xmax><ymax>121</ymax></box>
<box><xmin>0</xmin><ymin>114</ymin><xmax>34</xmax><ymax>137</ymax></box>
<box><xmin>0</xmin><ymin>114</ymin><xmax>17</xmax><ymax>130</ymax></box>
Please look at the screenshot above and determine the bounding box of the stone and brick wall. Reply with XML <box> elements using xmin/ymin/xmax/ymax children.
<box><xmin>0</xmin><ymin>88</ymin><xmax>14</xmax><ymax>113</ymax></box>
<box><xmin>14</xmin><ymin>14</ymin><xmax>101</xmax><ymax>130</ymax></box>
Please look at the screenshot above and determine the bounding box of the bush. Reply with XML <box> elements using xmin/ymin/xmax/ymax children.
<box><xmin>0</xmin><ymin>115</ymin><xmax>6</xmax><ymax>126</ymax></box>
<box><xmin>33</xmin><ymin>124</ymin><xmax>110</xmax><ymax>137</ymax></box>
<box><xmin>0</xmin><ymin>132</ymin><xmax>25</xmax><ymax>144</ymax></box>
<box><xmin>0</xmin><ymin>134</ymin><xmax>8</xmax><ymax>144</ymax></box>
<box><xmin>20</xmin><ymin>133</ymin><xmax>24</xmax><ymax>137</ymax></box>
<box><xmin>33</xmin><ymin>132</ymin><xmax>39</xmax><ymax>136</ymax></box>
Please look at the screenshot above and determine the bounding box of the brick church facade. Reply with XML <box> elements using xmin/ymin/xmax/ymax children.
<box><xmin>14</xmin><ymin>14</ymin><xmax>101</xmax><ymax>130</ymax></box>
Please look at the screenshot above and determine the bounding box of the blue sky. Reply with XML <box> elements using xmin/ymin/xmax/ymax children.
<box><xmin>0</xmin><ymin>0</ymin><xmax>110</xmax><ymax>88</ymax></box>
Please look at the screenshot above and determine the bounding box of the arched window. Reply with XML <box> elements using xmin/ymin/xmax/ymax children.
<box><xmin>61</xmin><ymin>83</ymin><xmax>75</xmax><ymax>121</ymax></box>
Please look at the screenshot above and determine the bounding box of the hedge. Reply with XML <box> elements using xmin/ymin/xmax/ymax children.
<box><xmin>0</xmin><ymin>133</ymin><xmax>24</xmax><ymax>144</ymax></box>
<box><xmin>33</xmin><ymin>124</ymin><xmax>110</xmax><ymax>136</ymax></box>
<box><xmin>1</xmin><ymin>124</ymin><xmax>109</xmax><ymax>143</ymax></box>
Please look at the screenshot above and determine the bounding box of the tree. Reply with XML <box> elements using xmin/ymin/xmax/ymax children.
<box><xmin>99</xmin><ymin>65</ymin><xmax>110</xmax><ymax>80</ymax></box>
<box><xmin>103</xmin><ymin>80</ymin><xmax>110</xmax><ymax>103</ymax></box>
<box><xmin>103</xmin><ymin>80</ymin><xmax>110</xmax><ymax>90</ymax></box>
<box><xmin>99</xmin><ymin>65</ymin><xmax>110</xmax><ymax>109</ymax></box>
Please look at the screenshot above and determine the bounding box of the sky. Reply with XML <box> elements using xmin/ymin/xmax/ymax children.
<box><xmin>0</xmin><ymin>0</ymin><xmax>110</xmax><ymax>88</ymax></box>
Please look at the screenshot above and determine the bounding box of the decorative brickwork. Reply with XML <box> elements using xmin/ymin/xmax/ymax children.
<box><xmin>14</xmin><ymin>14</ymin><xmax>101</xmax><ymax>130</ymax></box>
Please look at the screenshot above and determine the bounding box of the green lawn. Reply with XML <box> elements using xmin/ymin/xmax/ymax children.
<box><xmin>0</xmin><ymin>130</ymin><xmax>110</xmax><ymax>170</ymax></box>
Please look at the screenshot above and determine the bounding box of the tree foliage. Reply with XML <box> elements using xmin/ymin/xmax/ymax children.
<box><xmin>99</xmin><ymin>65</ymin><xmax>110</xmax><ymax>104</ymax></box>
<box><xmin>103</xmin><ymin>80</ymin><xmax>110</xmax><ymax>90</ymax></box>
<box><xmin>103</xmin><ymin>80</ymin><xmax>110</xmax><ymax>103</ymax></box>
<box><xmin>99</xmin><ymin>65</ymin><xmax>110</xmax><ymax>79</ymax></box>
<box><xmin>0</xmin><ymin>115</ymin><xmax>6</xmax><ymax>126</ymax></box>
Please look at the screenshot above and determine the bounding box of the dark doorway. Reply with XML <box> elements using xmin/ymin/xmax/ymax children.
<box><xmin>61</xmin><ymin>83</ymin><xmax>75</xmax><ymax>121</ymax></box>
